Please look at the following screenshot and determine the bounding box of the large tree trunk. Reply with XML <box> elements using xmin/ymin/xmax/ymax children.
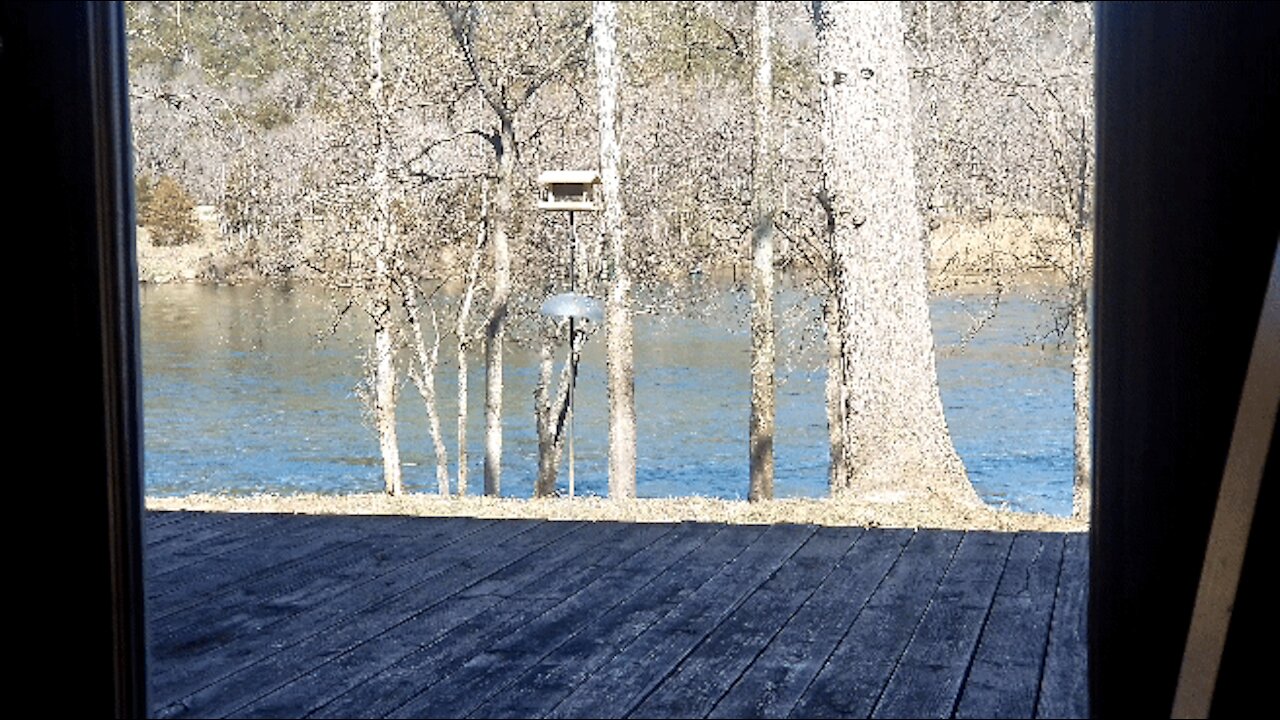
<box><xmin>483</xmin><ymin>120</ymin><xmax>514</xmax><ymax>496</ymax></box>
<box><xmin>368</xmin><ymin>0</ymin><xmax>401</xmax><ymax>496</ymax></box>
<box><xmin>595</xmin><ymin>1</ymin><xmax>637</xmax><ymax>499</ymax></box>
<box><xmin>814</xmin><ymin>1</ymin><xmax>977</xmax><ymax>506</ymax></box>
<box><xmin>749</xmin><ymin>0</ymin><xmax>776</xmax><ymax>502</ymax></box>
<box><xmin>455</xmin><ymin>180</ymin><xmax>487</xmax><ymax>496</ymax></box>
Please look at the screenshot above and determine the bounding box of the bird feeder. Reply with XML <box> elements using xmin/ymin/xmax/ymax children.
<box><xmin>536</xmin><ymin>170</ymin><xmax>601</xmax><ymax>212</ymax></box>
<box><xmin>536</xmin><ymin>169</ymin><xmax>603</xmax><ymax>500</ymax></box>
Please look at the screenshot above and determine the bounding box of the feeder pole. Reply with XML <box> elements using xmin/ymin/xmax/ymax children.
<box><xmin>568</xmin><ymin>209</ymin><xmax>577</xmax><ymax>498</ymax></box>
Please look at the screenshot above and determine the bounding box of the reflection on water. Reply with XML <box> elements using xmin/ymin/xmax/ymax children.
<box><xmin>141</xmin><ymin>282</ymin><xmax>1075</xmax><ymax>515</ymax></box>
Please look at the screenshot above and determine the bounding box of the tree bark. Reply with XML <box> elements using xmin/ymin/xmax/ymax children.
<box><xmin>483</xmin><ymin>119</ymin><xmax>514</xmax><ymax>496</ymax></box>
<box><xmin>814</xmin><ymin>1</ymin><xmax>977</xmax><ymax>505</ymax></box>
<box><xmin>595</xmin><ymin>1</ymin><xmax>637</xmax><ymax>499</ymax></box>
<box><xmin>749</xmin><ymin>0</ymin><xmax>776</xmax><ymax>502</ymax></box>
<box><xmin>368</xmin><ymin>0</ymin><xmax>402</xmax><ymax>496</ymax></box>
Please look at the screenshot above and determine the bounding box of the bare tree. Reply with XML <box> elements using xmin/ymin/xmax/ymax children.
<box><xmin>455</xmin><ymin>181</ymin><xmax>488</xmax><ymax>495</ymax></box>
<box><xmin>595</xmin><ymin>0</ymin><xmax>637</xmax><ymax>499</ymax></box>
<box><xmin>748</xmin><ymin>0</ymin><xmax>776</xmax><ymax>502</ymax></box>
<box><xmin>438</xmin><ymin>0</ymin><xmax>589</xmax><ymax>496</ymax></box>
<box><xmin>367</xmin><ymin>0</ymin><xmax>403</xmax><ymax>495</ymax></box>
<box><xmin>907</xmin><ymin>1</ymin><xmax>1094</xmax><ymax>517</ymax></box>
<box><xmin>813</xmin><ymin>0</ymin><xmax>979</xmax><ymax>506</ymax></box>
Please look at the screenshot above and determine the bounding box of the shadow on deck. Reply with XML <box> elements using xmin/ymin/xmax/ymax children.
<box><xmin>145</xmin><ymin>511</ymin><xmax>1087</xmax><ymax>719</ymax></box>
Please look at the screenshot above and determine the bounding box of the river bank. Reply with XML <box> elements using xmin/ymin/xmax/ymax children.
<box><xmin>146</xmin><ymin>492</ymin><xmax>1086</xmax><ymax>532</ymax></box>
<box><xmin>135</xmin><ymin>214</ymin><xmax>1089</xmax><ymax>291</ymax></box>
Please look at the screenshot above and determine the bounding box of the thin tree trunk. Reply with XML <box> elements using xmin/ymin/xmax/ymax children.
<box><xmin>368</xmin><ymin>0</ymin><xmax>401</xmax><ymax>496</ymax></box>
<box><xmin>823</xmin><ymin>293</ymin><xmax>847</xmax><ymax>490</ymax></box>
<box><xmin>749</xmin><ymin>0</ymin><xmax>776</xmax><ymax>502</ymax></box>
<box><xmin>535</xmin><ymin>327</ymin><xmax>556</xmax><ymax>497</ymax></box>
<box><xmin>455</xmin><ymin>180</ymin><xmax>487</xmax><ymax>496</ymax></box>
<box><xmin>595</xmin><ymin>0</ymin><xmax>637</xmax><ymax>499</ymax></box>
<box><xmin>814</xmin><ymin>1</ymin><xmax>977</xmax><ymax>505</ymax></box>
<box><xmin>1071</xmin><ymin>116</ymin><xmax>1092</xmax><ymax>520</ymax></box>
<box><xmin>535</xmin><ymin>324</ymin><xmax>583</xmax><ymax>496</ymax></box>
<box><xmin>484</xmin><ymin>121</ymin><xmax>514</xmax><ymax>496</ymax></box>
<box><xmin>402</xmin><ymin>279</ymin><xmax>450</xmax><ymax>495</ymax></box>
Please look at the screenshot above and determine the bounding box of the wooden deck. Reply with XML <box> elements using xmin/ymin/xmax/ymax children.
<box><xmin>145</xmin><ymin>511</ymin><xmax>1087</xmax><ymax>719</ymax></box>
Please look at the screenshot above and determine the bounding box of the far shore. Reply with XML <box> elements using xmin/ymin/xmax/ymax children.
<box><xmin>146</xmin><ymin>492</ymin><xmax>1087</xmax><ymax>533</ymax></box>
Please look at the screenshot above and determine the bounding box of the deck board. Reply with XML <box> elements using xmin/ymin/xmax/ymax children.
<box><xmin>153</xmin><ymin>518</ymin><xmax>563</xmax><ymax>716</ymax></box>
<box><xmin>465</xmin><ymin>524</ymin><xmax>741</xmax><ymax>720</ymax></box>
<box><xmin>629</xmin><ymin>526</ymin><xmax>866</xmax><ymax>719</ymax></box>
<box><xmin>954</xmin><ymin>533</ymin><xmax>1067</xmax><ymax>719</ymax></box>
<box><xmin>707</xmin><ymin>528</ymin><xmax>914</xmax><ymax>719</ymax></box>
<box><xmin>1035</xmin><ymin>532</ymin><xmax>1090</xmax><ymax>719</ymax></box>
<box><xmin>235</xmin><ymin>521</ymin><xmax>671</xmax><ymax>718</ymax></box>
<box><xmin>145</xmin><ymin>513</ymin><xmax>324</xmax><ymax>577</ymax></box>
<box><xmin>870</xmin><ymin>531</ymin><xmax>1015</xmax><ymax>718</ymax></box>
<box><xmin>545</xmin><ymin>523</ymin><xmax>818</xmax><ymax>719</ymax></box>
<box><xmin>145</xmin><ymin>511</ymin><xmax>1088</xmax><ymax>719</ymax></box>
<box><xmin>787</xmin><ymin>530</ymin><xmax>965</xmax><ymax>719</ymax></box>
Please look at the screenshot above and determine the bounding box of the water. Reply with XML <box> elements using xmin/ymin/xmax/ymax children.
<box><xmin>140</xmin><ymin>283</ymin><xmax>1075</xmax><ymax>515</ymax></box>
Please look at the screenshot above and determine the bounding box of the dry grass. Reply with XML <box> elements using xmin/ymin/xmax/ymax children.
<box><xmin>146</xmin><ymin>492</ymin><xmax>1086</xmax><ymax>533</ymax></box>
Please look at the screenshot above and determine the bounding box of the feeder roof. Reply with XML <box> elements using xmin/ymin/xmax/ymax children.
<box><xmin>537</xmin><ymin>170</ymin><xmax>600</xmax><ymax>186</ymax></box>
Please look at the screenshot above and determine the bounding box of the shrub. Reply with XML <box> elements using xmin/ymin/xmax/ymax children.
<box><xmin>143</xmin><ymin>175</ymin><xmax>201</xmax><ymax>246</ymax></box>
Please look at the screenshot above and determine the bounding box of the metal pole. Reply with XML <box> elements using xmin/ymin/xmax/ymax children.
<box><xmin>568</xmin><ymin>210</ymin><xmax>576</xmax><ymax>498</ymax></box>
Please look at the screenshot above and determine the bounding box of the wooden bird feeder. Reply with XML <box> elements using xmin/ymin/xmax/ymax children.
<box><xmin>536</xmin><ymin>170</ymin><xmax>601</xmax><ymax>212</ymax></box>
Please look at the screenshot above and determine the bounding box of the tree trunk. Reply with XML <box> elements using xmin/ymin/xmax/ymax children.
<box><xmin>1071</xmin><ymin>116</ymin><xmax>1092</xmax><ymax>520</ymax></box>
<box><xmin>368</xmin><ymin>0</ymin><xmax>401</xmax><ymax>496</ymax></box>
<box><xmin>595</xmin><ymin>1</ymin><xmax>637</xmax><ymax>499</ymax></box>
<box><xmin>402</xmin><ymin>279</ymin><xmax>449</xmax><ymax>495</ymax></box>
<box><xmin>823</xmin><ymin>293</ymin><xmax>847</xmax><ymax>490</ymax></box>
<box><xmin>456</xmin><ymin>180</ymin><xmax>487</xmax><ymax>496</ymax></box>
<box><xmin>814</xmin><ymin>1</ymin><xmax>977</xmax><ymax>505</ymax></box>
<box><xmin>483</xmin><ymin>120</ymin><xmax>514</xmax><ymax>496</ymax></box>
<box><xmin>1072</xmin><ymin>279</ymin><xmax>1090</xmax><ymax>519</ymax></box>
<box><xmin>535</xmin><ymin>323</ymin><xmax>583</xmax><ymax>497</ymax></box>
<box><xmin>749</xmin><ymin>0</ymin><xmax>776</xmax><ymax>502</ymax></box>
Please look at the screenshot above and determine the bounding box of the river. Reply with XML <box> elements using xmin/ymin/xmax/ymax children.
<box><xmin>140</xmin><ymin>282</ymin><xmax>1075</xmax><ymax>515</ymax></box>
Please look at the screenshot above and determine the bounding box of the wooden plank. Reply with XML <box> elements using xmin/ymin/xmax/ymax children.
<box><xmin>871</xmin><ymin>531</ymin><xmax>1016</xmax><ymax>718</ymax></box>
<box><xmin>467</xmin><ymin>524</ymin><xmax>749</xmax><ymax>720</ymax></box>
<box><xmin>380</xmin><ymin>523</ymin><xmax>726</xmax><ymax>719</ymax></box>
<box><xmin>1035</xmin><ymin>532</ymin><xmax>1089</xmax><ymax>719</ymax></box>
<box><xmin>545</xmin><ymin>523</ymin><xmax>819</xmax><ymax>719</ymax></box>
<box><xmin>152</xmin><ymin>519</ymin><xmax>584</xmax><ymax>719</ymax></box>
<box><xmin>629</xmin><ymin>527</ymin><xmax>865</xmax><ymax>719</ymax></box>
<box><xmin>149</xmin><ymin>516</ymin><xmax>545</xmax><ymax>711</ymax></box>
<box><xmin>145</xmin><ymin>509</ymin><xmax>214</xmax><ymax>534</ymax></box>
<box><xmin>145</xmin><ymin>509</ymin><xmax>193</xmax><ymax>528</ymax></box>
<box><xmin>954</xmin><ymin>533</ymin><xmax>1067</xmax><ymax>719</ymax></box>
<box><xmin>245</xmin><ymin>521</ymin><xmax>683</xmax><ymax>719</ymax></box>
<box><xmin>146</xmin><ymin>514</ymin><xmax>404</xmax><ymax>611</ymax></box>
<box><xmin>144</xmin><ymin>510</ymin><xmax>239</xmax><ymax>546</ymax></box>
<box><xmin>148</xmin><ymin>516</ymin><xmax>539</xmax><ymax>709</ymax></box>
<box><xmin>148</xmin><ymin>516</ymin><xmax>472</xmax><ymax>650</ymax></box>
<box><xmin>788</xmin><ymin>530</ymin><xmax>964</xmax><ymax>719</ymax></box>
<box><xmin>707</xmin><ymin>528</ymin><xmax>914</xmax><ymax>720</ymax></box>
<box><xmin>146</xmin><ymin>514</ymin><xmax>473</xmax><ymax>614</ymax></box>
<box><xmin>146</xmin><ymin>514</ymin><xmax>326</xmax><ymax>579</ymax></box>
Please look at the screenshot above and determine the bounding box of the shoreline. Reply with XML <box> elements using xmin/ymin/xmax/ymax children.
<box><xmin>146</xmin><ymin>493</ymin><xmax>1088</xmax><ymax>533</ymax></box>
